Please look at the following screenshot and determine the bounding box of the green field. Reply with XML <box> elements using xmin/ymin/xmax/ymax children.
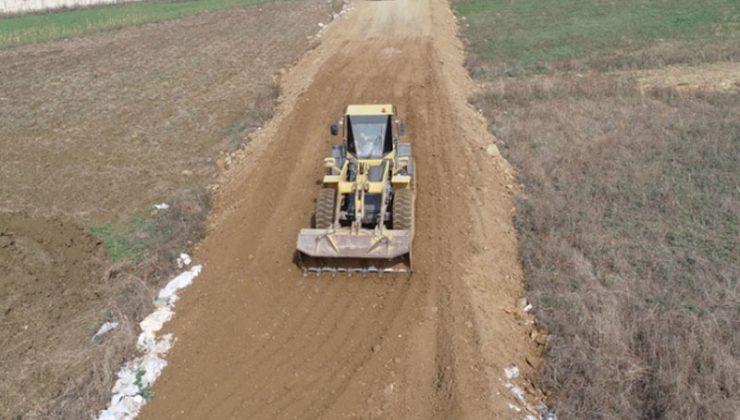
<box><xmin>0</xmin><ymin>0</ymin><xmax>269</xmax><ymax>48</ymax></box>
<box><xmin>455</xmin><ymin>0</ymin><xmax>740</xmax><ymax>71</ymax></box>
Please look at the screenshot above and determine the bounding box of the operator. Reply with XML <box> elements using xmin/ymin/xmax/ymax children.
<box><xmin>357</xmin><ymin>130</ymin><xmax>383</xmax><ymax>158</ymax></box>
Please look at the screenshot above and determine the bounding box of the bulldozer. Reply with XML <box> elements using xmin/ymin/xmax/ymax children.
<box><xmin>296</xmin><ymin>104</ymin><xmax>415</xmax><ymax>275</ymax></box>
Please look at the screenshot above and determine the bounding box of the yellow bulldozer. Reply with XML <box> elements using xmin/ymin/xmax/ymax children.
<box><xmin>296</xmin><ymin>104</ymin><xmax>415</xmax><ymax>275</ymax></box>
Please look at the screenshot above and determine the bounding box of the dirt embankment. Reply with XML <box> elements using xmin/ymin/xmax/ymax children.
<box><xmin>139</xmin><ymin>0</ymin><xmax>544</xmax><ymax>418</ymax></box>
<box><xmin>0</xmin><ymin>1</ymin><xmax>334</xmax><ymax>418</ymax></box>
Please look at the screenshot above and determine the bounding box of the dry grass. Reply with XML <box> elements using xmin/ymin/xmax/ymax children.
<box><xmin>80</xmin><ymin>188</ymin><xmax>211</xmax><ymax>417</ymax></box>
<box><xmin>456</xmin><ymin>2</ymin><xmax>740</xmax><ymax>416</ymax></box>
<box><xmin>473</xmin><ymin>77</ymin><xmax>739</xmax><ymax>418</ymax></box>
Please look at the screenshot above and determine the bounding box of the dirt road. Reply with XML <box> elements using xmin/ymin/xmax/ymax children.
<box><xmin>140</xmin><ymin>0</ymin><xmax>542</xmax><ymax>418</ymax></box>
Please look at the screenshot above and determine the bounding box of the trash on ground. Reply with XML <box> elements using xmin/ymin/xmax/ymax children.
<box><xmin>97</xmin><ymin>264</ymin><xmax>202</xmax><ymax>419</ymax></box>
<box><xmin>176</xmin><ymin>253</ymin><xmax>191</xmax><ymax>268</ymax></box>
<box><xmin>93</xmin><ymin>321</ymin><xmax>119</xmax><ymax>341</ymax></box>
<box><xmin>505</xmin><ymin>365</ymin><xmax>520</xmax><ymax>380</ymax></box>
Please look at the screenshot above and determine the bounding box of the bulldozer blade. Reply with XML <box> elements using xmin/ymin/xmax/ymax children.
<box><xmin>296</xmin><ymin>227</ymin><xmax>412</xmax><ymax>275</ymax></box>
<box><xmin>296</xmin><ymin>254</ymin><xmax>411</xmax><ymax>276</ymax></box>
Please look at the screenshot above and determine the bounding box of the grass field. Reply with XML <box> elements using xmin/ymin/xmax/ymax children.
<box><xmin>456</xmin><ymin>0</ymin><xmax>740</xmax><ymax>74</ymax></box>
<box><xmin>0</xmin><ymin>0</ymin><xmax>269</xmax><ymax>48</ymax></box>
<box><xmin>457</xmin><ymin>0</ymin><xmax>740</xmax><ymax>418</ymax></box>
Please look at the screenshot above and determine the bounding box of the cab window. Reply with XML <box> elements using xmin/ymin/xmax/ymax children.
<box><xmin>347</xmin><ymin>115</ymin><xmax>392</xmax><ymax>158</ymax></box>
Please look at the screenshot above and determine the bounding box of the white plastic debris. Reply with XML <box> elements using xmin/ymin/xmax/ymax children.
<box><xmin>505</xmin><ymin>383</ymin><xmax>526</xmax><ymax>402</ymax></box>
<box><xmin>139</xmin><ymin>307</ymin><xmax>174</xmax><ymax>338</ymax></box>
<box><xmin>505</xmin><ymin>365</ymin><xmax>520</xmax><ymax>380</ymax></box>
<box><xmin>97</xmin><ymin>264</ymin><xmax>202</xmax><ymax>420</ymax></box>
<box><xmin>152</xmin><ymin>203</ymin><xmax>169</xmax><ymax>210</ymax></box>
<box><xmin>508</xmin><ymin>402</ymin><xmax>522</xmax><ymax>412</ymax></box>
<box><xmin>93</xmin><ymin>321</ymin><xmax>119</xmax><ymax>340</ymax></box>
<box><xmin>539</xmin><ymin>404</ymin><xmax>558</xmax><ymax>420</ymax></box>
<box><xmin>176</xmin><ymin>253</ymin><xmax>191</xmax><ymax>268</ymax></box>
<box><xmin>502</xmin><ymin>366</ymin><xmax>555</xmax><ymax>420</ymax></box>
<box><xmin>523</xmin><ymin>303</ymin><xmax>533</xmax><ymax>312</ymax></box>
<box><xmin>158</xmin><ymin>265</ymin><xmax>200</xmax><ymax>304</ymax></box>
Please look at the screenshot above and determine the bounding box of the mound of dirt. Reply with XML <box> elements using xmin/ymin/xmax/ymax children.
<box><xmin>0</xmin><ymin>213</ymin><xmax>106</xmax><ymax>418</ymax></box>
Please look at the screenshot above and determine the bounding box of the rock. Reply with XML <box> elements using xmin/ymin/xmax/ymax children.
<box><xmin>371</xmin><ymin>344</ymin><xmax>381</xmax><ymax>353</ymax></box>
<box><xmin>216</xmin><ymin>158</ymin><xmax>229</xmax><ymax>171</ymax></box>
<box><xmin>383</xmin><ymin>383</ymin><xmax>395</xmax><ymax>395</ymax></box>
<box><xmin>485</xmin><ymin>144</ymin><xmax>499</xmax><ymax>156</ymax></box>
<box><xmin>530</xmin><ymin>330</ymin><xmax>548</xmax><ymax>346</ymax></box>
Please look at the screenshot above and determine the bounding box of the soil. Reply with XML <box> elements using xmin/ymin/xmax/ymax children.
<box><xmin>0</xmin><ymin>0</ymin><xmax>332</xmax><ymax>223</ymax></box>
<box><xmin>139</xmin><ymin>0</ymin><xmax>544</xmax><ymax>418</ymax></box>
<box><xmin>0</xmin><ymin>213</ymin><xmax>107</xmax><ymax>417</ymax></box>
<box><xmin>0</xmin><ymin>1</ymin><xmax>333</xmax><ymax>418</ymax></box>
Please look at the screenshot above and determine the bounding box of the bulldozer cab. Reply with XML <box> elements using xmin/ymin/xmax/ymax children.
<box><xmin>331</xmin><ymin>104</ymin><xmax>402</xmax><ymax>159</ymax></box>
<box><xmin>347</xmin><ymin>115</ymin><xmax>392</xmax><ymax>159</ymax></box>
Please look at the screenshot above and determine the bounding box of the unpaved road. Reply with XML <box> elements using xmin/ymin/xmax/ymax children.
<box><xmin>141</xmin><ymin>0</ymin><xmax>542</xmax><ymax>418</ymax></box>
